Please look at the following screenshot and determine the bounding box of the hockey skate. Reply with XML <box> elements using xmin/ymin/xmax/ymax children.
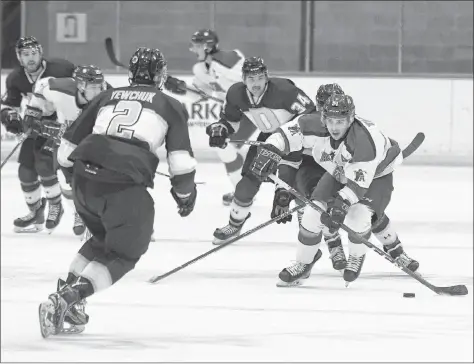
<box><xmin>277</xmin><ymin>249</ymin><xmax>323</xmax><ymax>287</ymax></box>
<box><xmin>222</xmin><ymin>192</ymin><xmax>234</xmax><ymax>206</ymax></box>
<box><xmin>344</xmin><ymin>253</ymin><xmax>366</xmax><ymax>286</ymax></box>
<box><xmin>384</xmin><ymin>243</ymin><xmax>419</xmax><ymax>272</ymax></box>
<box><xmin>73</xmin><ymin>212</ymin><xmax>86</xmax><ymax>236</ymax></box>
<box><xmin>327</xmin><ymin>238</ymin><xmax>347</xmax><ymax>271</ymax></box>
<box><xmin>56</xmin><ymin>279</ymin><xmax>89</xmax><ymax>334</ymax></box>
<box><xmin>45</xmin><ymin>201</ymin><xmax>64</xmax><ymax>233</ymax></box>
<box><xmin>212</xmin><ymin>213</ymin><xmax>251</xmax><ymax>245</ymax></box>
<box><xmin>13</xmin><ymin>198</ymin><xmax>46</xmax><ymax>233</ymax></box>
<box><xmin>38</xmin><ymin>284</ymin><xmax>82</xmax><ymax>338</ymax></box>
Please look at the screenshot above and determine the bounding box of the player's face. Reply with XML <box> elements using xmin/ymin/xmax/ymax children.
<box><xmin>244</xmin><ymin>73</ymin><xmax>267</xmax><ymax>96</ymax></box>
<box><xmin>189</xmin><ymin>42</ymin><xmax>207</xmax><ymax>61</ymax></box>
<box><xmin>324</xmin><ymin>116</ymin><xmax>350</xmax><ymax>140</ymax></box>
<box><xmin>82</xmin><ymin>83</ymin><xmax>104</xmax><ymax>101</ymax></box>
<box><xmin>18</xmin><ymin>48</ymin><xmax>42</xmax><ymax>73</ymax></box>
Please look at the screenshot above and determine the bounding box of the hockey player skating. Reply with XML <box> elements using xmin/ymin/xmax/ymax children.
<box><xmin>165</xmin><ymin>29</ymin><xmax>257</xmax><ymax>205</ymax></box>
<box><xmin>250</xmin><ymin>93</ymin><xmax>413</xmax><ymax>286</ymax></box>
<box><xmin>275</xmin><ymin>83</ymin><xmax>419</xmax><ymax>274</ymax></box>
<box><xmin>38</xmin><ymin>47</ymin><xmax>197</xmax><ymax>338</ymax></box>
<box><xmin>23</xmin><ymin>65</ymin><xmax>108</xmax><ymax>238</ymax></box>
<box><xmin>0</xmin><ymin>36</ymin><xmax>75</xmax><ymax>233</ymax></box>
<box><xmin>206</xmin><ymin>56</ymin><xmax>315</xmax><ymax>245</ymax></box>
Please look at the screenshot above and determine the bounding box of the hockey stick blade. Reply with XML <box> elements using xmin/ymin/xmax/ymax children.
<box><xmin>402</xmin><ymin>132</ymin><xmax>425</xmax><ymax>159</ymax></box>
<box><xmin>148</xmin><ymin>204</ymin><xmax>305</xmax><ymax>284</ymax></box>
<box><xmin>434</xmin><ymin>284</ymin><xmax>468</xmax><ymax>296</ymax></box>
<box><xmin>105</xmin><ymin>38</ymin><xmax>127</xmax><ymax>68</ymax></box>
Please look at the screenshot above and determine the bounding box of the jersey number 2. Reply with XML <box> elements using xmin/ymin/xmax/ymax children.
<box><xmin>106</xmin><ymin>100</ymin><xmax>143</xmax><ymax>139</ymax></box>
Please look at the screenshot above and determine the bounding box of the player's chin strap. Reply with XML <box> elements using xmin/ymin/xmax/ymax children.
<box><xmin>148</xmin><ymin>204</ymin><xmax>305</xmax><ymax>284</ymax></box>
<box><xmin>269</xmin><ymin>173</ymin><xmax>468</xmax><ymax>296</ymax></box>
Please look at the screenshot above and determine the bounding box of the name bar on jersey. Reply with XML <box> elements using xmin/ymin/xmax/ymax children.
<box><xmin>111</xmin><ymin>91</ymin><xmax>155</xmax><ymax>103</ymax></box>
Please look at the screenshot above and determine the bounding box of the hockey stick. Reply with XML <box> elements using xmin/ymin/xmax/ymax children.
<box><xmin>155</xmin><ymin>170</ymin><xmax>205</xmax><ymax>185</ymax></box>
<box><xmin>148</xmin><ymin>204</ymin><xmax>305</xmax><ymax>284</ymax></box>
<box><xmin>1</xmin><ymin>132</ymin><xmax>30</xmax><ymax>170</ymax></box>
<box><xmin>230</xmin><ymin>132</ymin><xmax>426</xmax><ymax>160</ymax></box>
<box><xmin>269</xmin><ymin>174</ymin><xmax>468</xmax><ymax>296</ymax></box>
<box><xmin>104</xmin><ymin>38</ymin><xmax>224</xmax><ymax>103</ymax></box>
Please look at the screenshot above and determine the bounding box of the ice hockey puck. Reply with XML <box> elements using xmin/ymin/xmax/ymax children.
<box><xmin>403</xmin><ymin>293</ymin><xmax>416</xmax><ymax>298</ymax></box>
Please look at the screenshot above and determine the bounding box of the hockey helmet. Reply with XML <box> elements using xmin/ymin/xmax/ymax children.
<box><xmin>128</xmin><ymin>47</ymin><xmax>168</xmax><ymax>89</ymax></box>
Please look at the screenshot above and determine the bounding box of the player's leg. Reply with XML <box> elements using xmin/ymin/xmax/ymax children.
<box><xmin>368</xmin><ymin>174</ymin><xmax>419</xmax><ymax>272</ymax></box>
<box><xmin>212</xmin><ymin>132</ymin><xmax>267</xmax><ymax>245</ymax></box>
<box><xmin>342</xmin><ymin>173</ymin><xmax>396</xmax><ymax>284</ymax></box>
<box><xmin>278</xmin><ymin>172</ymin><xmax>341</xmax><ymax>286</ymax></box>
<box><xmin>217</xmin><ymin>116</ymin><xmax>257</xmax><ymax>205</ymax></box>
<box><xmin>35</xmin><ymin>137</ymin><xmax>64</xmax><ymax>233</ymax></box>
<box><xmin>13</xmin><ymin>137</ymin><xmax>47</xmax><ymax>232</ymax></box>
<box><xmin>58</xmin><ymin>166</ymin><xmax>85</xmax><ymax>237</ymax></box>
<box><xmin>295</xmin><ymin>159</ymin><xmax>346</xmax><ymax>271</ymax></box>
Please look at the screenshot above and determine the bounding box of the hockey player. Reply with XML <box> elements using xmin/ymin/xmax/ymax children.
<box><xmin>253</xmin><ymin>93</ymin><xmax>416</xmax><ymax>286</ymax></box>
<box><xmin>165</xmin><ymin>29</ymin><xmax>257</xmax><ymax>205</ymax></box>
<box><xmin>278</xmin><ymin>83</ymin><xmax>419</xmax><ymax>274</ymax></box>
<box><xmin>38</xmin><ymin>47</ymin><xmax>197</xmax><ymax>338</ymax></box>
<box><xmin>23</xmin><ymin>65</ymin><xmax>108</xmax><ymax>237</ymax></box>
<box><xmin>0</xmin><ymin>36</ymin><xmax>75</xmax><ymax>233</ymax></box>
<box><xmin>206</xmin><ymin>56</ymin><xmax>315</xmax><ymax>245</ymax></box>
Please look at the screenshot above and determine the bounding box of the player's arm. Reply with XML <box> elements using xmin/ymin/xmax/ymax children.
<box><xmin>205</xmin><ymin>84</ymin><xmax>243</xmax><ymax>148</ymax></box>
<box><xmin>164</xmin><ymin>102</ymin><xmax>198</xmax><ymax>217</ymax></box>
<box><xmin>57</xmin><ymin>94</ymin><xmax>102</xmax><ymax>168</ymax></box>
<box><xmin>0</xmin><ymin>73</ymin><xmax>23</xmax><ymax>134</ymax></box>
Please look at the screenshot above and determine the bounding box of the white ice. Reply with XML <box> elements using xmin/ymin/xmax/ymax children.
<box><xmin>1</xmin><ymin>162</ymin><xmax>473</xmax><ymax>362</ymax></box>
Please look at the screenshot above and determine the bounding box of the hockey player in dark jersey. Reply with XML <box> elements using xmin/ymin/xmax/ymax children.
<box><xmin>205</xmin><ymin>56</ymin><xmax>315</xmax><ymax>245</ymax></box>
<box><xmin>165</xmin><ymin>29</ymin><xmax>257</xmax><ymax>206</ymax></box>
<box><xmin>38</xmin><ymin>47</ymin><xmax>197</xmax><ymax>338</ymax></box>
<box><xmin>0</xmin><ymin>36</ymin><xmax>75</xmax><ymax>233</ymax></box>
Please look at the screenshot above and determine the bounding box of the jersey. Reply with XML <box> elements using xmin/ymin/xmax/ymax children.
<box><xmin>1</xmin><ymin>58</ymin><xmax>75</xmax><ymax>117</ymax></box>
<box><xmin>192</xmin><ymin>49</ymin><xmax>245</xmax><ymax>100</ymax></box>
<box><xmin>58</xmin><ymin>85</ymin><xmax>197</xmax><ymax>192</ymax></box>
<box><xmin>221</xmin><ymin>77</ymin><xmax>315</xmax><ymax>154</ymax></box>
<box><xmin>287</xmin><ymin>114</ymin><xmax>403</xmax><ymax>203</ymax></box>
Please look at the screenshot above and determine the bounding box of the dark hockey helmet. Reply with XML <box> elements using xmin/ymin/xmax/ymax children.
<box><xmin>73</xmin><ymin>65</ymin><xmax>105</xmax><ymax>84</ymax></box>
<box><xmin>190</xmin><ymin>29</ymin><xmax>219</xmax><ymax>54</ymax></box>
<box><xmin>316</xmin><ymin>83</ymin><xmax>345</xmax><ymax>109</ymax></box>
<box><xmin>15</xmin><ymin>36</ymin><xmax>43</xmax><ymax>54</ymax></box>
<box><xmin>242</xmin><ymin>57</ymin><xmax>268</xmax><ymax>78</ymax></box>
<box><xmin>128</xmin><ymin>47</ymin><xmax>168</xmax><ymax>89</ymax></box>
<box><xmin>321</xmin><ymin>94</ymin><xmax>355</xmax><ymax>125</ymax></box>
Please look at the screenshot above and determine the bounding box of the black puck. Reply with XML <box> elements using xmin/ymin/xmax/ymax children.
<box><xmin>403</xmin><ymin>292</ymin><xmax>416</xmax><ymax>298</ymax></box>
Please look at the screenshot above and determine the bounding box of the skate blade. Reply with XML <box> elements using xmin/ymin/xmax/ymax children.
<box><xmin>60</xmin><ymin>323</ymin><xmax>85</xmax><ymax>335</ymax></box>
<box><xmin>276</xmin><ymin>279</ymin><xmax>303</xmax><ymax>287</ymax></box>
<box><xmin>38</xmin><ymin>301</ymin><xmax>57</xmax><ymax>339</ymax></box>
<box><xmin>14</xmin><ymin>224</ymin><xmax>44</xmax><ymax>233</ymax></box>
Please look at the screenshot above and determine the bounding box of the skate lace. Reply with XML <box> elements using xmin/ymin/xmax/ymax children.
<box><xmin>395</xmin><ymin>252</ymin><xmax>412</xmax><ymax>266</ymax></box>
<box><xmin>329</xmin><ymin>245</ymin><xmax>345</xmax><ymax>261</ymax></box>
<box><xmin>221</xmin><ymin>224</ymin><xmax>240</xmax><ymax>235</ymax></box>
<box><xmin>297</xmin><ymin>210</ymin><xmax>304</xmax><ymax>226</ymax></box>
<box><xmin>73</xmin><ymin>213</ymin><xmax>83</xmax><ymax>227</ymax></box>
<box><xmin>48</xmin><ymin>204</ymin><xmax>61</xmax><ymax>220</ymax></box>
<box><xmin>286</xmin><ymin>261</ymin><xmax>307</xmax><ymax>276</ymax></box>
<box><xmin>346</xmin><ymin>255</ymin><xmax>363</xmax><ymax>272</ymax></box>
<box><xmin>20</xmin><ymin>210</ymin><xmax>37</xmax><ymax>221</ymax></box>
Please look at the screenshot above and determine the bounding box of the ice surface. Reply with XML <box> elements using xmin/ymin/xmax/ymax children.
<box><xmin>1</xmin><ymin>162</ymin><xmax>473</xmax><ymax>362</ymax></box>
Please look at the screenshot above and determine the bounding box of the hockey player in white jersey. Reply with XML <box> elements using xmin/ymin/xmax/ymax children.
<box><xmin>23</xmin><ymin>65</ymin><xmax>107</xmax><ymax>237</ymax></box>
<box><xmin>165</xmin><ymin>29</ymin><xmax>257</xmax><ymax>205</ymax></box>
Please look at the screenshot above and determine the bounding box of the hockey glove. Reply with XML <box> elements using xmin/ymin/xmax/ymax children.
<box><xmin>170</xmin><ymin>184</ymin><xmax>197</xmax><ymax>217</ymax></box>
<box><xmin>206</xmin><ymin>122</ymin><xmax>230</xmax><ymax>148</ymax></box>
<box><xmin>0</xmin><ymin>109</ymin><xmax>23</xmax><ymax>135</ymax></box>
<box><xmin>320</xmin><ymin>194</ymin><xmax>351</xmax><ymax>234</ymax></box>
<box><xmin>250</xmin><ymin>144</ymin><xmax>283</xmax><ymax>182</ymax></box>
<box><xmin>164</xmin><ymin>75</ymin><xmax>187</xmax><ymax>95</ymax></box>
<box><xmin>271</xmin><ymin>188</ymin><xmax>293</xmax><ymax>224</ymax></box>
<box><xmin>22</xmin><ymin>106</ymin><xmax>43</xmax><ymax>137</ymax></box>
